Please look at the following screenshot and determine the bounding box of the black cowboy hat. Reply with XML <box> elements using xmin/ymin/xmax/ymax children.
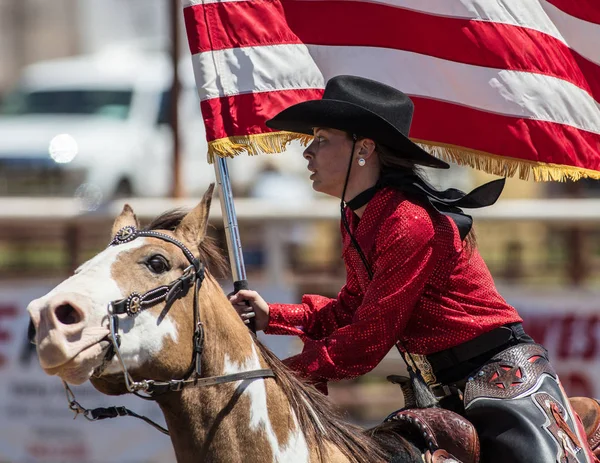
<box><xmin>266</xmin><ymin>75</ymin><xmax>449</xmax><ymax>169</ymax></box>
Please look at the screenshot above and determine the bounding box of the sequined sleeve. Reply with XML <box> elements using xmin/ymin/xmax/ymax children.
<box><xmin>265</xmin><ymin>262</ymin><xmax>364</xmax><ymax>338</ymax></box>
<box><xmin>282</xmin><ymin>212</ymin><xmax>439</xmax><ymax>383</ymax></box>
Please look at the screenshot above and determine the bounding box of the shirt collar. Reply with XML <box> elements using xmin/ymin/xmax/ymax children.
<box><xmin>343</xmin><ymin>188</ymin><xmax>392</xmax><ymax>255</ymax></box>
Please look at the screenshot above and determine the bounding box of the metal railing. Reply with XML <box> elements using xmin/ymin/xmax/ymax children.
<box><xmin>1</xmin><ymin>196</ymin><xmax>599</xmax><ymax>285</ymax></box>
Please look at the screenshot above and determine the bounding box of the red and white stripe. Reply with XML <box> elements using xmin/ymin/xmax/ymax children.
<box><xmin>183</xmin><ymin>0</ymin><xmax>600</xmax><ymax>173</ymax></box>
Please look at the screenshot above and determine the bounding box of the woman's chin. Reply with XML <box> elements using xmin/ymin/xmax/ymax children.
<box><xmin>311</xmin><ymin>183</ymin><xmax>338</xmax><ymax>199</ymax></box>
<box><xmin>311</xmin><ymin>179</ymin><xmax>327</xmax><ymax>194</ymax></box>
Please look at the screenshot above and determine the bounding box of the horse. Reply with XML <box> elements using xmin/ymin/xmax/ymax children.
<box><xmin>27</xmin><ymin>185</ymin><xmax>428</xmax><ymax>463</ymax></box>
<box><xmin>27</xmin><ymin>185</ymin><xmax>600</xmax><ymax>463</ymax></box>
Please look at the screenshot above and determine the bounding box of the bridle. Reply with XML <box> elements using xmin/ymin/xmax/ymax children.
<box><xmin>62</xmin><ymin>225</ymin><xmax>274</xmax><ymax>435</ymax></box>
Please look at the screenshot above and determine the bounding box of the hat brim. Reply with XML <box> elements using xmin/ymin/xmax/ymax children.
<box><xmin>266</xmin><ymin>99</ymin><xmax>449</xmax><ymax>169</ymax></box>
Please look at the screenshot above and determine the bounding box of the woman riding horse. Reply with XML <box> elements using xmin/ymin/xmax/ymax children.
<box><xmin>230</xmin><ymin>75</ymin><xmax>596</xmax><ymax>463</ymax></box>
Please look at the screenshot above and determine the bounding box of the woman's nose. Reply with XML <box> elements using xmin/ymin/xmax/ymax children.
<box><xmin>303</xmin><ymin>145</ymin><xmax>314</xmax><ymax>160</ymax></box>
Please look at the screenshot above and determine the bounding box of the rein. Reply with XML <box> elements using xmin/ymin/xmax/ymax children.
<box><xmin>62</xmin><ymin>225</ymin><xmax>275</xmax><ymax>435</ymax></box>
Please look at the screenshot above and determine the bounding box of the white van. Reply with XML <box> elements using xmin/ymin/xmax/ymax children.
<box><xmin>0</xmin><ymin>48</ymin><xmax>308</xmax><ymax>199</ymax></box>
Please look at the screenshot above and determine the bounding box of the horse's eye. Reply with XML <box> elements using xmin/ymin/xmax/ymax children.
<box><xmin>147</xmin><ymin>255</ymin><xmax>170</xmax><ymax>274</ymax></box>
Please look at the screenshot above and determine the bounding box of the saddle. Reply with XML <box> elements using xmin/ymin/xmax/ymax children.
<box><xmin>570</xmin><ymin>397</ymin><xmax>600</xmax><ymax>458</ymax></box>
<box><xmin>386</xmin><ymin>407</ymin><xmax>479</xmax><ymax>463</ymax></box>
<box><xmin>386</xmin><ymin>397</ymin><xmax>600</xmax><ymax>462</ymax></box>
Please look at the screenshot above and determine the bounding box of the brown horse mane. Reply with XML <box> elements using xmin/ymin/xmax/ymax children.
<box><xmin>144</xmin><ymin>209</ymin><xmax>418</xmax><ymax>463</ymax></box>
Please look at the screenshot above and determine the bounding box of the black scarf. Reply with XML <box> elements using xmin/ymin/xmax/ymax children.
<box><xmin>346</xmin><ymin>172</ymin><xmax>506</xmax><ymax>240</ymax></box>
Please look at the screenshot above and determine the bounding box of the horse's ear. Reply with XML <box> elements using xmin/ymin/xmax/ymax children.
<box><xmin>175</xmin><ymin>183</ymin><xmax>215</xmax><ymax>245</ymax></box>
<box><xmin>111</xmin><ymin>204</ymin><xmax>140</xmax><ymax>238</ymax></box>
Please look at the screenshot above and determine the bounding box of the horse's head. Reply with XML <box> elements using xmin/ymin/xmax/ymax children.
<box><xmin>27</xmin><ymin>184</ymin><xmax>222</xmax><ymax>394</ymax></box>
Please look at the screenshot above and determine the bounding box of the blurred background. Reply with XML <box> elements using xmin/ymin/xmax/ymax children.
<box><xmin>1</xmin><ymin>1</ymin><xmax>600</xmax><ymax>462</ymax></box>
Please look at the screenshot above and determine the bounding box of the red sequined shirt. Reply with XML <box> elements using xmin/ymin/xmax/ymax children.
<box><xmin>265</xmin><ymin>187</ymin><xmax>521</xmax><ymax>384</ymax></box>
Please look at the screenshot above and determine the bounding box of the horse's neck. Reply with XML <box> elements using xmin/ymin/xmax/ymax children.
<box><xmin>155</xmin><ymin>278</ymin><xmax>313</xmax><ymax>463</ymax></box>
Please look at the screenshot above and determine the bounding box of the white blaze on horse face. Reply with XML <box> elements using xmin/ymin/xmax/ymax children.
<box><xmin>223</xmin><ymin>344</ymin><xmax>310</xmax><ymax>463</ymax></box>
<box><xmin>47</xmin><ymin>238</ymin><xmax>146</xmax><ymax>300</ymax></box>
<box><xmin>100</xmin><ymin>307</ymin><xmax>179</xmax><ymax>376</ymax></box>
<box><xmin>29</xmin><ymin>238</ymin><xmax>178</xmax><ymax>379</ymax></box>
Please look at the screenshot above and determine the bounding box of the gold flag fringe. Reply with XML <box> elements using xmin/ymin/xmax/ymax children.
<box><xmin>207</xmin><ymin>132</ymin><xmax>600</xmax><ymax>182</ymax></box>
<box><xmin>207</xmin><ymin>132</ymin><xmax>313</xmax><ymax>164</ymax></box>
<box><xmin>415</xmin><ymin>140</ymin><xmax>600</xmax><ymax>182</ymax></box>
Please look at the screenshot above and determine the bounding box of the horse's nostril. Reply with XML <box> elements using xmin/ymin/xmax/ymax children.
<box><xmin>28</xmin><ymin>319</ymin><xmax>36</xmax><ymax>345</ymax></box>
<box><xmin>54</xmin><ymin>304</ymin><xmax>81</xmax><ymax>325</ymax></box>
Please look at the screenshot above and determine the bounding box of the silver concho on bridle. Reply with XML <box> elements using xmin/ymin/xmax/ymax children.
<box><xmin>124</xmin><ymin>293</ymin><xmax>142</xmax><ymax>317</ymax></box>
<box><xmin>111</xmin><ymin>225</ymin><xmax>137</xmax><ymax>245</ymax></box>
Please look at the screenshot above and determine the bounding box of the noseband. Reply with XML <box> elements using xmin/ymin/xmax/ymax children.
<box><xmin>62</xmin><ymin>225</ymin><xmax>274</xmax><ymax>435</ymax></box>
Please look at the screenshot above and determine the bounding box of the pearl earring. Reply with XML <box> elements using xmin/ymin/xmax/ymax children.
<box><xmin>357</xmin><ymin>157</ymin><xmax>366</xmax><ymax>167</ymax></box>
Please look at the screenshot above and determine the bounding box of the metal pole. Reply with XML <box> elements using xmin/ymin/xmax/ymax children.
<box><xmin>213</xmin><ymin>157</ymin><xmax>246</xmax><ymax>282</ymax></box>
<box><xmin>213</xmin><ymin>158</ymin><xmax>256</xmax><ymax>333</ymax></box>
<box><xmin>169</xmin><ymin>0</ymin><xmax>183</xmax><ymax>198</ymax></box>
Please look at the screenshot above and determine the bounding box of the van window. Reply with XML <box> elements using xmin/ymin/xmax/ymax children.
<box><xmin>157</xmin><ymin>88</ymin><xmax>202</xmax><ymax>125</ymax></box>
<box><xmin>0</xmin><ymin>89</ymin><xmax>133</xmax><ymax>120</ymax></box>
<box><xmin>157</xmin><ymin>90</ymin><xmax>171</xmax><ymax>125</ymax></box>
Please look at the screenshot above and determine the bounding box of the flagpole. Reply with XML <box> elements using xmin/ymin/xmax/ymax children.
<box><xmin>213</xmin><ymin>158</ymin><xmax>256</xmax><ymax>333</ymax></box>
<box><xmin>169</xmin><ymin>0</ymin><xmax>183</xmax><ymax>198</ymax></box>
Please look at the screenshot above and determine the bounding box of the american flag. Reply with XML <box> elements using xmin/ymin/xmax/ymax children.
<box><xmin>183</xmin><ymin>0</ymin><xmax>600</xmax><ymax>181</ymax></box>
